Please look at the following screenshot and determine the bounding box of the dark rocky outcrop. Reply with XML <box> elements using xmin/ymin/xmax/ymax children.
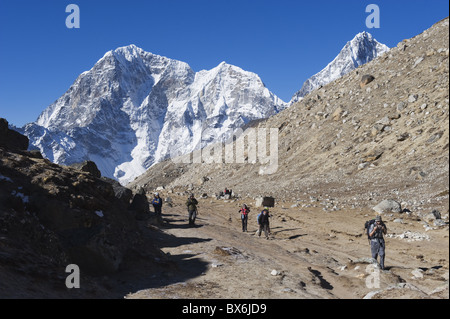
<box><xmin>0</xmin><ymin>118</ymin><xmax>29</xmax><ymax>150</ymax></box>
<box><xmin>69</xmin><ymin>160</ymin><xmax>102</xmax><ymax>178</ymax></box>
<box><xmin>0</xmin><ymin>120</ymin><xmax>161</xmax><ymax>289</ymax></box>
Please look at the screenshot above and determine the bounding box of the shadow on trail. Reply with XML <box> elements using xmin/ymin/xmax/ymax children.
<box><xmin>269</xmin><ymin>227</ymin><xmax>308</xmax><ymax>240</ymax></box>
<box><xmin>271</xmin><ymin>227</ymin><xmax>302</xmax><ymax>235</ymax></box>
<box><xmin>288</xmin><ymin>234</ymin><xmax>308</xmax><ymax>240</ymax></box>
<box><xmin>96</xmin><ymin>214</ymin><xmax>213</xmax><ymax>298</ymax></box>
<box><xmin>161</xmin><ymin>221</ymin><xmax>206</xmax><ymax>230</ymax></box>
<box><xmin>308</xmin><ymin>267</ymin><xmax>334</xmax><ymax>290</ymax></box>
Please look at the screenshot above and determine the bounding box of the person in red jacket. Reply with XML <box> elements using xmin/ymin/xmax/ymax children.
<box><xmin>239</xmin><ymin>204</ymin><xmax>250</xmax><ymax>232</ymax></box>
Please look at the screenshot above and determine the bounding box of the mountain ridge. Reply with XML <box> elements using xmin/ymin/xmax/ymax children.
<box><xmin>23</xmin><ymin>31</ymin><xmax>389</xmax><ymax>186</ymax></box>
<box><xmin>24</xmin><ymin>45</ymin><xmax>285</xmax><ymax>184</ymax></box>
<box><xmin>290</xmin><ymin>31</ymin><xmax>390</xmax><ymax>104</ymax></box>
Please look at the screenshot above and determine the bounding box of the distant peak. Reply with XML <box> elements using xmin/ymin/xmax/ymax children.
<box><xmin>216</xmin><ymin>61</ymin><xmax>245</xmax><ymax>72</ymax></box>
<box><xmin>107</xmin><ymin>44</ymin><xmax>158</xmax><ymax>65</ymax></box>
<box><xmin>113</xmin><ymin>44</ymin><xmax>144</xmax><ymax>54</ymax></box>
<box><xmin>217</xmin><ymin>61</ymin><xmax>230</xmax><ymax>68</ymax></box>
<box><xmin>209</xmin><ymin>61</ymin><xmax>230</xmax><ymax>72</ymax></box>
<box><xmin>352</xmin><ymin>31</ymin><xmax>374</xmax><ymax>42</ymax></box>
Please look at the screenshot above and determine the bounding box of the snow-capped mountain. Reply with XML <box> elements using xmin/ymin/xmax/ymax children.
<box><xmin>24</xmin><ymin>45</ymin><xmax>286</xmax><ymax>185</ymax></box>
<box><xmin>290</xmin><ymin>32</ymin><xmax>390</xmax><ymax>104</ymax></box>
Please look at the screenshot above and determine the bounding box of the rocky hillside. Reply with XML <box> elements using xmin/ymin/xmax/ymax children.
<box><xmin>129</xmin><ymin>18</ymin><xmax>449</xmax><ymax>216</ymax></box>
<box><xmin>0</xmin><ymin>118</ymin><xmax>169</xmax><ymax>298</ymax></box>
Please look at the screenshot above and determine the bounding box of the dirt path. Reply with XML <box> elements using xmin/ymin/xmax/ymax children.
<box><xmin>126</xmin><ymin>195</ymin><xmax>449</xmax><ymax>299</ymax></box>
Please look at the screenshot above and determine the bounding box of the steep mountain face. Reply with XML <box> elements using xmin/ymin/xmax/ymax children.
<box><xmin>24</xmin><ymin>45</ymin><xmax>286</xmax><ymax>185</ymax></box>
<box><xmin>290</xmin><ymin>32</ymin><xmax>390</xmax><ymax>104</ymax></box>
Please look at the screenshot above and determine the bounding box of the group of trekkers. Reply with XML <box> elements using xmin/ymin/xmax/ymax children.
<box><xmin>239</xmin><ymin>204</ymin><xmax>271</xmax><ymax>239</ymax></box>
<box><xmin>150</xmin><ymin>192</ymin><xmax>388</xmax><ymax>271</ymax></box>
<box><xmin>153</xmin><ymin>192</ymin><xmax>200</xmax><ymax>226</ymax></box>
<box><xmin>152</xmin><ymin>192</ymin><xmax>272</xmax><ymax>237</ymax></box>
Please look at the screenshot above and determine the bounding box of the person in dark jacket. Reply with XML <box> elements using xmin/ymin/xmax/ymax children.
<box><xmin>368</xmin><ymin>215</ymin><xmax>387</xmax><ymax>270</ymax></box>
<box><xmin>152</xmin><ymin>192</ymin><xmax>163</xmax><ymax>217</ymax></box>
<box><xmin>186</xmin><ymin>194</ymin><xmax>199</xmax><ymax>226</ymax></box>
<box><xmin>239</xmin><ymin>204</ymin><xmax>250</xmax><ymax>232</ymax></box>
<box><xmin>257</xmin><ymin>208</ymin><xmax>270</xmax><ymax>239</ymax></box>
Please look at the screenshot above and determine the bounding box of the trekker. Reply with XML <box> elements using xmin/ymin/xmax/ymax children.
<box><xmin>368</xmin><ymin>215</ymin><xmax>387</xmax><ymax>270</ymax></box>
<box><xmin>186</xmin><ymin>194</ymin><xmax>199</xmax><ymax>226</ymax></box>
<box><xmin>257</xmin><ymin>208</ymin><xmax>271</xmax><ymax>239</ymax></box>
<box><xmin>152</xmin><ymin>192</ymin><xmax>163</xmax><ymax>217</ymax></box>
<box><xmin>239</xmin><ymin>204</ymin><xmax>250</xmax><ymax>232</ymax></box>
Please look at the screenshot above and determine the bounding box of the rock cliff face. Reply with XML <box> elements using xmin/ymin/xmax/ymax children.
<box><xmin>23</xmin><ymin>45</ymin><xmax>286</xmax><ymax>185</ymax></box>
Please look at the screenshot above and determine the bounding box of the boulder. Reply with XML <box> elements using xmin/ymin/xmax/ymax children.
<box><xmin>332</xmin><ymin>106</ymin><xmax>344</xmax><ymax>121</ymax></box>
<box><xmin>360</xmin><ymin>75</ymin><xmax>375</xmax><ymax>88</ymax></box>
<box><xmin>373</xmin><ymin>199</ymin><xmax>402</xmax><ymax>214</ymax></box>
<box><xmin>104</xmin><ymin>177</ymin><xmax>133</xmax><ymax>204</ymax></box>
<box><xmin>70</xmin><ymin>161</ymin><xmax>102</xmax><ymax>178</ymax></box>
<box><xmin>430</xmin><ymin>209</ymin><xmax>442</xmax><ymax>219</ymax></box>
<box><xmin>362</xmin><ymin>149</ymin><xmax>383</xmax><ymax>163</ymax></box>
<box><xmin>422</xmin><ymin>209</ymin><xmax>442</xmax><ymax>223</ymax></box>
<box><xmin>256</xmin><ymin>196</ymin><xmax>275</xmax><ymax>207</ymax></box>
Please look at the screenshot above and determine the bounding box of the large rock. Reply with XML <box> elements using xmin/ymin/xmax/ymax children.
<box><xmin>422</xmin><ymin>209</ymin><xmax>442</xmax><ymax>223</ymax></box>
<box><xmin>255</xmin><ymin>196</ymin><xmax>275</xmax><ymax>207</ymax></box>
<box><xmin>70</xmin><ymin>160</ymin><xmax>102</xmax><ymax>178</ymax></box>
<box><xmin>373</xmin><ymin>199</ymin><xmax>402</xmax><ymax>214</ymax></box>
<box><xmin>103</xmin><ymin>177</ymin><xmax>133</xmax><ymax>205</ymax></box>
<box><xmin>360</xmin><ymin>74</ymin><xmax>375</xmax><ymax>88</ymax></box>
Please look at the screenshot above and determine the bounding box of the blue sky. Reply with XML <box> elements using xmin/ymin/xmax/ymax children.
<box><xmin>0</xmin><ymin>0</ymin><xmax>448</xmax><ymax>127</ymax></box>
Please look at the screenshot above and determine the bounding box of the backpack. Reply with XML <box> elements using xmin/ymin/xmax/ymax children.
<box><xmin>240</xmin><ymin>208</ymin><xmax>249</xmax><ymax>216</ymax></box>
<box><xmin>364</xmin><ymin>219</ymin><xmax>385</xmax><ymax>239</ymax></box>
<box><xmin>364</xmin><ymin>219</ymin><xmax>376</xmax><ymax>239</ymax></box>
<box><xmin>257</xmin><ymin>210</ymin><xmax>268</xmax><ymax>224</ymax></box>
<box><xmin>257</xmin><ymin>212</ymin><xmax>262</xmax><ymax>224</ymax></box>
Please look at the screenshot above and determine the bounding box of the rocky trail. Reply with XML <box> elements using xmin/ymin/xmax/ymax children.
<box><xmin>126</xmin><ymin>194</ymin><xmax>449</xmax><ymax>299</ymax></box>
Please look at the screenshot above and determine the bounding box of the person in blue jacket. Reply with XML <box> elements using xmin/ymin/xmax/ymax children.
<box><xmin>152</xmin><ymin>192</ymin><xmax>163</xmax><ymax>217</ymax></box>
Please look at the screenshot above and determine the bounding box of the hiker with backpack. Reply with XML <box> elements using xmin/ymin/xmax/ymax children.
<box><xmin>257</xmin><ymin>208</ymin><xmax>271</xmax><ymax>239</ymax></box>
<box><xmin>186</xmin><ymin>193</ymin><xmax>199</xmax><ymax>226</ymax></box>
<box><xmin>239</xmin><ymin>204</ymin><xmax>250</xmax><ymax>232</ymax></box>
<box><xmin>366</xmin><ymin>215</ymin><xmax>387</xmax><ymax>270</ymax></box>
<box><xmin>151</xmin><ymin>192</ymin><xmax>163</xmax><ymax>217</ymax></box>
